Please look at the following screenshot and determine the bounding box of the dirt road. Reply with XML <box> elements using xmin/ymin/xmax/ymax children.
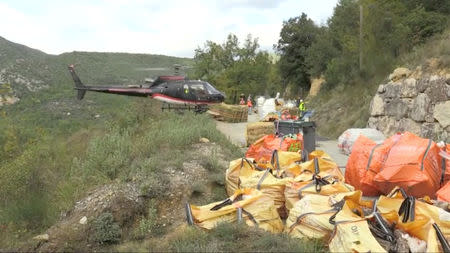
<box><xmin>215</xmin><ymin>115</ymin><xmax>349</xmax><ymax>169</ymax></box>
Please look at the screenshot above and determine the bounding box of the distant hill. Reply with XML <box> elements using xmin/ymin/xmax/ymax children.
<box><xmin>0</xmin><ymin>36</ymin><xmax>193</xmax><ymax>102</ymax></box>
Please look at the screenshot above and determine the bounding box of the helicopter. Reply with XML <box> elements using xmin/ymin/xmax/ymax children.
<box><xmin>68</xmin><ymin>65</ymin><xmax>225</xmax><ymax>113</ymax></box>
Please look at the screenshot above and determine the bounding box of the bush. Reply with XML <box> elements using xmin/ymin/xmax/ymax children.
<box><xmin>133</xmin><ymin>201</ymin><xmax>159</xmax><ymax>240</ymax></box>
<box><xmin>92</xmin><ymin>212</ymin><xmax>121</xmax><ymax>244</ymax></box>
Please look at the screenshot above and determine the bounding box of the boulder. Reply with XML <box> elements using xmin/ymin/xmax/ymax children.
<box><xmin>384</xmin><ymin>84</ymin><xmax>400</xmax><ymax>98</ymax></box>
<box><xmin>199</xmin><ymin>137</ymin><xmax>210</xmax><ymax>143</ymax></box>
<box><xmin>410</xmin><ymin>93</ymin><xmax>430</xmax><ymax>122</ymax></box>
<box><xmin>369</xmin><ymin>94</ymin><xmax>384</xmax><ymax>116</ymax></box>
<box><xmin>400</xmin><ymin>78</ymin><xmax>418</xmax><ymax>98</ymax></box>
<box><xmin>434</xmin><ymin>101</ymin><xmax>450</xmax><ymax>128</ymax></box>
<box><xmin>426</xmin><ymin>77</ymin><xmax>448</xmax><ymax>103</ymax></box>
<box><xmin>398</xmin><ymin>118</ymin><xmax>422</xmax><ymax>135</ymax></box>
<box><xmin>79</xmin><ymin>216</ymin><xmax>87</xmax><ymax>225</ymax></box>
<box><xmin>416</xmin><ymin>77</ymin><xmax>429</xmax><ymax>93</ymax></box>
<box><xmin>420</xmin><ymin>123</ymin><xmax>437</xmax><ymax>139</ymax></box>
<box><xmin>33</xmin><ymin>234</ymin><xmax>49</xmax><ymax>241</ymax></box>
<box><xmin>389</xmin><ymin>67</ymin><xmax>411</xmax><ymax>81</ymax></box>
<box><xmin>385</xmin><ymin>99</ymin><xmax>409</xmax><ymax>120</ymax></box>
<box><xmin>367</xmin><ymin>116</ymin><xmax>399</xmax><ymax>137</ymax></box>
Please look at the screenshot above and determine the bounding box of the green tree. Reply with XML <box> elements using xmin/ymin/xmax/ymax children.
<box><xmin>276</xmin><ymin>13</ymin><xmax>320</xmax><ymax>91</ymax></box>
<box><xmin>192</xmin><ymin>34</ymin><xmax>277</xmax><ymax>102</ymax></box>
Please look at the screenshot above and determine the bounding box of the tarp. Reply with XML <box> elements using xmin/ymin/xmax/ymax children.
<box><xmin>245</xmin><ymin>134</ymin><xmax>302</xmax><ymax>162</ymax></box>
<box><xmin>374</xmin><ymin>132</ymin><xmax>442</xmax><ymax>198</ymax></box>
<box><xmin>189</xmin><ymin>188</ymin><xmax>284</xmax><ymax>233</ymax></box>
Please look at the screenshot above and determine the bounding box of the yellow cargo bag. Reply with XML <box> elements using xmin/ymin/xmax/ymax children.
<box><xmin>309</xmin><ymin>150</ymin><xmax>333</xmax><ymax>160</ymax></box>
<box><xmin>285</xmin><ymin>178</ymin><xmax>354</xmax><ymax>211</ymax></box>
<box><xmin>376</xmin><ymin>188</ymin><xmax>450</xmax><ymax>252</ymax></box>
<box><xmin>286</xmin><ymin>191</ymin><xmax>366</xmax><ymax>240</ymax></box>
<box><xmin>188</xmin><ymin>188</ymin><xmax>284</xmax><ymax>233</ymax></box>
<box><xmin>285</xmin><ymin>156</ymin><xmax>344</xmax><ymax>181</ymax></box>
<box><xmin>328</xmin><ymin>220</ymin><xmax>387</xmax><ymax>253</ymax></box>
<box><xmin>378</xmin><ymin>188</ymin><xmax>450</xmax><ymax>237</ymax></box>
<box><xmin>270</xmin><ymin>150</ymin><xmax>301</xmax><ymax>177</ymax></box>
<box><xmin>239</xmin><ymin>165</ymin><xmax>289</xmax><ymax>219</ymax></box>
<box><xmin>225</xmin><ymin>158</ymin><xmax>256</xmax><ymax>196</ymax></box>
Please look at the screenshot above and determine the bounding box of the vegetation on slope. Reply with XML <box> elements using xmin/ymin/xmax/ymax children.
<box><xmin>0</xmin><ymin>98</ymin><xmax>241</xmax><ymax>249</ymax></box>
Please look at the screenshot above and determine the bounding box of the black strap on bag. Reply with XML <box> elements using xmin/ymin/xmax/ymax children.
<box><xmin>327</xmin><ymin>199</ymin><xmax>345</xmax><ymax>225</ymax></box>
<box><xmin>371</xmin><ymin>199</ymin><xmax>395</xmax><ymax>242</ymax></box>
<box><xmin>366</xmin><ymin>144</ymin><xmax>382</xmax><ymax>171</ymax></box>
<box><xmin>433</xmin><ymin>223</ymin><xmax>450</xmax><ymax>253</ymax></box>
<box><xmin>421</xmin><ymin>139</ymin><xmax>433</xmax><ymax>171</ymax></box>
<box><xmin>270</xmin><ymin>150</ymin><xmax>281</xmax><ymax>177</ymax></box>
<box><xmin>242</xmin><ymin>208</ymin><xmax>259</xmax><ymax>227</ymax></box>
<box><xmin>256</xmin><ymin>169</ymin><xmax>271</xmax><ymax>190</ymax></box>
<box><xmin>391</xmin><ymin>188</ymin><xmax>416</xmax><ymax>223</ymax></box>
<box><xmin>441</xmin><ymin>145</ymin><xmax>448</xmax><ymax>185</ymax></box>
<box><xmin>185</xmin><ymin>203</ymin><xmax>194</xmax><ymax>225</ymax></box>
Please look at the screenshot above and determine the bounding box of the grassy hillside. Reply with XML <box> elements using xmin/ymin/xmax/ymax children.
<box><xmin>309</xmin><ymin>28</ymin><xmax>450</xmax><ymax>138</ymax></box>
<box><xmin>0</xmin><ymin>36</ymin><xmax>194</xmax><ymax>161</ymax></box>
<box><xmin>0</xmin><ymin>37</ymin><xmax>199</xmax><ymax>248</ymax></box>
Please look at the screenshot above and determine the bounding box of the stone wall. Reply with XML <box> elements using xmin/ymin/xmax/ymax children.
<box><xmin>367</xmin><ymin>66</ymin><xmax>450</xmax><ymax>142</ymax></box>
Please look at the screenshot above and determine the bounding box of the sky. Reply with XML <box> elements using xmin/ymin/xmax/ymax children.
<box><xmin>0</xmin><ymin>0</ymin><xmax>339</xmax><ymax>58</ymax></box>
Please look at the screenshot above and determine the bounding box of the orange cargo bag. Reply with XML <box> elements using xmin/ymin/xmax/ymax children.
<box><xmin>245</xmin><ymin>134</ymin><xmax>302</xmax><ymax>162</ymax></box>
<box><xmin>437</xmin><ymin>180</ymin><xmax>450</xmax><ymax>203</ymax></box>
<box><xmin>374</xmin><ymin>132</ymin><xmax>442</xmax><ymax>198</ymax></box>
<box><xmin>345</xmin><ymin>134</ymin><xmax>399</xmax><ymax>196</ymax></box>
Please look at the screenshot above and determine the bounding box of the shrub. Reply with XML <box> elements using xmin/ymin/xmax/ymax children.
<box><xmin>133</xmin><ymin>201</ymin><xmax>158</xmax><ymax>240</ymax></box>
<box><xmin>92</xmin><ymin>212</ymin><xmax>121</xmax><ymax>244</ymax></box>
<box><xmin>191</xmin><ymin>182</ymin><xmax>207</xmax><ymax>196</ymax></box>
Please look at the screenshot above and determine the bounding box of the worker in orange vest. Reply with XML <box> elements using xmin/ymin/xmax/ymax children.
<box><xmin>247</xmin><ymin>97</ymin><xmax>253</xmax><ymax>115</ymax></box>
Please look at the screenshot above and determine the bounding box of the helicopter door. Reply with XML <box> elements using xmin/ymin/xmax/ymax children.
<box><xmin>188</xmin><ymin>83</ymin><xmax>209</xmax><ymax>101</ymax></box>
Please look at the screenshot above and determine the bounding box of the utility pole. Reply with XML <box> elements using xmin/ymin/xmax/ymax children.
<box><xmin>359</xmin><ymin>4</ymin><xmax>363</xmax><ymax>71</ymax></box>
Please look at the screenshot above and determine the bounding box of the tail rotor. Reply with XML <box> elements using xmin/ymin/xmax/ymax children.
<box><xmin>68</xmin><ymin>64</ymin><xmax>86</xmax><ymax>100</ymax></box>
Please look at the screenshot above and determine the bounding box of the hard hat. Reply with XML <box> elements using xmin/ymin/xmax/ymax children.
<box><xmin>300</xmin><ymin>99</ymin><xmax>303</xmax><ymax>102</ymax></box>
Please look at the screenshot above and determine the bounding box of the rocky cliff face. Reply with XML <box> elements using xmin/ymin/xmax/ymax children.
<box><xmin>368</xmin><ymin>60</ymin><xmax>450</xmax><ymax>142</ymax></box>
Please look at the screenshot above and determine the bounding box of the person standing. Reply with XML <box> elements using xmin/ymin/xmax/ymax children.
<box><xmin>298</xmin><ymin>99</ymin><xmax>306</xmax><ymax>118</ymax></box>
<box><xmin>247</xmin><ymin>97</ymin><xmax>253</xmax><ymax>115</ymax></box>
<box><xmin>239</xmin><ymin>93</ymin><xmax>246</xmax><ymax>105</ymax></box>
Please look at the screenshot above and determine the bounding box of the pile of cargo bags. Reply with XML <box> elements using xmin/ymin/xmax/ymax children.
<box><xmin>186</xmin><ymin>131</ymin><xmax>450</xmax><ymax>252</ymax></box>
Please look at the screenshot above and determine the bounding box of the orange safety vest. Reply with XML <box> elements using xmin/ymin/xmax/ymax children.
<box><xmin>247</xmin><ymin>100</ymin><xmax>252</xmax><ymax>107</ymax></box>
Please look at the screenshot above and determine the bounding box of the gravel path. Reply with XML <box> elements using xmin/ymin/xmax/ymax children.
<box><xmin>214</xmin><ymin>115</ymin><xmax>349</xmax><ymax>169</ymax></box>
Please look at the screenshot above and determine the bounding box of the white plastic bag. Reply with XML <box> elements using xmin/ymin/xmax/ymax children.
<box><xmin>338</xmin><ymin>128</ymin><xmax>385</xmax><ymax>155</ymax></box>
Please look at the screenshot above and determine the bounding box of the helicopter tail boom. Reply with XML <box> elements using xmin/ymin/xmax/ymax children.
<box><xmin>68</xmin><ymin>65</ymin><xmax>87</xmax><ymax>100</ymax></box>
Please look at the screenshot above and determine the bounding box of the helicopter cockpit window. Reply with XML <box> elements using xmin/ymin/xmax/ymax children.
<box><xmin>204</xmin><ymin>82</ymin><xmax>221</xmax><ymax>94</ymax></box>
<box><xmin>189</xmin><ymin>83</ymin><xmax>207</xmax><ymax>95</ymax></box>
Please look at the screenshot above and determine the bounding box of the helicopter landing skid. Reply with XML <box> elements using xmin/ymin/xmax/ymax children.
<box><xmin>161</xmin><ymin>103</ymin><xmax>208</xmax><ymax>114</ymax></box>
